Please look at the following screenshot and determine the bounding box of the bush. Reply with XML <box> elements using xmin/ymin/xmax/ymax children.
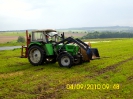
<box><xmin>17</xmin><ymin>36</ymin><xmax>25</xmax><ymax>43</ymax></box>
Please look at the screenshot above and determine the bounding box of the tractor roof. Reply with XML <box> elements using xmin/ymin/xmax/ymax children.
<box><xmin>32</xmin><ymin>29</ymin><xmax>57</xmax><ymax>33</ymax></box>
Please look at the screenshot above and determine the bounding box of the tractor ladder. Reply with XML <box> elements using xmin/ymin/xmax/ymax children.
<box><xmin>21</xmin><ymin>30</ymin><xmax>31</xmax><ymax>58</ymax></box>
<box><xmin>21</xmin><ymin>45</ymin><xmax>28</xmax><ymax>58</ymax></box>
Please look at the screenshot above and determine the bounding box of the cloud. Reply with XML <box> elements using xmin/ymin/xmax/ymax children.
<box><xmin>0</xmin><ymin>0</ymin><xmax>133</xmax><ymax>30</ymax></box>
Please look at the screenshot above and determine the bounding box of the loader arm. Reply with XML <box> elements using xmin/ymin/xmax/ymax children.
<box><xmin>54</xmin><ymin>37</ymin><xmax>92</xmax><ymax>57</ymax></box>
<box><xmin>54</xmin><ymin>37</ymin><xmax>100</xmax><ymax>59</ymax></box>
<box><xmin>75</xmin><ymin>38</ymin><xmax>100</xmax><ymax>58</ymax></box>
<box><xmin>75</xmin><ymin>38</ymin><xmax>89</xmax><ymax>48</ymax></box>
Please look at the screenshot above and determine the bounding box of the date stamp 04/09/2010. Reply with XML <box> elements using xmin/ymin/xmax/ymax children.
<box><xmin>66</xmin><ymin>84</ymin><xmax>120</xmax><ymax>90</ymax></box>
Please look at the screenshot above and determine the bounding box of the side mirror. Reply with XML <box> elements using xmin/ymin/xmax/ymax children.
<box><xmin>61</xmin><ymin>32</ymin><xmax>65</xmax><ymax>40</ymax></box>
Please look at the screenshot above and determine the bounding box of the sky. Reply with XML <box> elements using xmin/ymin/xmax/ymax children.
<box><xmin>0</xmin><ymin>0</ymin><xmax>133</xmax><ymax>31</ymax></box>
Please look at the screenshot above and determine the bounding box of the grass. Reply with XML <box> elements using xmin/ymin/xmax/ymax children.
<box><xmin>0</xmin><ymin>38</ymin><xmax>133</xmax><ymax>99</ymax></box>
<box><xmin>0</xmin><ymin>41</ymin><xmax>25</xmax><ymax>47</ymax></box>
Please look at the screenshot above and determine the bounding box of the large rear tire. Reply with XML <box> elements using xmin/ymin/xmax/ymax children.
<box><xmin>58</xmin><ymin>53</ymin><xmax>74</xmax><ymax>68</ymax></box>
<box><xmin>28</xmin><ymin>46</ymin><xmax>45</xmax><ymax>66</ymax></box>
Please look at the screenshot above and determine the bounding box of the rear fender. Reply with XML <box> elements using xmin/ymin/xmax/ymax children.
<box><xmin>28</xmin><ymin>42</ymin><xmax>42</xmax><ymax>49</ymax></box>
<box><xmin>28</xmin><ymin>43</ymin><xmax>45</xmax><ymax>54</ymax></box>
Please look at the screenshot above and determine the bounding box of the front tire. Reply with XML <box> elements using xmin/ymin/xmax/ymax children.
<box><xmin>28</xmin><ymin>46</ymin><xmax>45</xmax><ymax>66</ymax></box>
<box><xmin>58</xmin><ymin>53</ymin><xmax>74</xmax><ymax>68</ymax></box>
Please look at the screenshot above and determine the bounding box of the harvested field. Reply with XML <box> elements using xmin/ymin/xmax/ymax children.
<box><xmin>0</xmin><ymin>36</ymin><xmax>18</xmax><ymax>43</ymax></box>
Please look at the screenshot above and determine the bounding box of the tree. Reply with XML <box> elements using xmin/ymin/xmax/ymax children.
<box><xmin>17</xmin><ymin>36</ymin><xmax>25</xmax><ymax>43</ymax></box>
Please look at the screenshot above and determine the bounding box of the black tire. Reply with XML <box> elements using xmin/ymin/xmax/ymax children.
<box><xmin>40</xmin><ymin>56</ymin><xmax>46</xmax><ymax>65</ymax></box>
<box><xmin>28</xmin><ymin>46</ymin><xmax>45</xmax><ymax>66</ymax></box>
<box><xmin>51</xmin><ymin>58</ymin><xmax>56</xmax><ymax>63</ymax></box>
<box><xmin>58</xmin><ymin>53</ymin><xmax>74</xmax><ymax>68</ymax></box>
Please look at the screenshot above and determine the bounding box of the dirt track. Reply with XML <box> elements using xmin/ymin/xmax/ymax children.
<box><xmin>0</xmin><ymin>36</ymin><xmax>18</xmax><ymax>43</ymax></box>
<box><xmin>87</xmin><ymin>56</ymin><xmax>133</xmax><ymax>77</ymax></box>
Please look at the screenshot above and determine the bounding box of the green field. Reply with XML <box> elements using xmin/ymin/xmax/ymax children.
<box><xmin>0</xmin><ymin>38</ymin><xmax>133</xmax><ymax>99</ymax></box>
<box><xmin>0</xmin><ymin>41</ymin><xmax>25</xmax><ymax>47</ymax></box>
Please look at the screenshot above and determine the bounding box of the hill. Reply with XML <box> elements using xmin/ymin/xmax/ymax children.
<box><xmin>59</xmin><ymin>26</ymin><xmax>133</xmax><ymax>33</ymax></box>
<box><xmin>1</xmin><ymin>26</ymin><xmax>133</xmax><ymax>33</ymax></box>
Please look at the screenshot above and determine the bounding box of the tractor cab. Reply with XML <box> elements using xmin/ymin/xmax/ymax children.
<box><xmin>21</xmin><ymin>29</ymin><xmax>59</xmax><ymax>58</ymax></box>
<box><xmin>31</xmin><ymin>29</ymin><xmax>59</xmax><ymax>43</ymax></box>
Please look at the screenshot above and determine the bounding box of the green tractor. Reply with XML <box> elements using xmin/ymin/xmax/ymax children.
<box><xmin>21</xmin><ymin>29</ymin><xmax>100</xmax><ymax>68</ymax></box>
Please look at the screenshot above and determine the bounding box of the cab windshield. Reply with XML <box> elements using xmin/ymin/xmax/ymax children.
<box><xmin>47</xmin><ymin>32</ymin><xmax>60</xmax><ymax>42</ymax></box>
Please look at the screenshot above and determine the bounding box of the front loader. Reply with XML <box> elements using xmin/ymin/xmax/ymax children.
<box><xmin>21</xmin><ymin>29</ymin><xmax>100</xmax><ymax>68</ymax></box>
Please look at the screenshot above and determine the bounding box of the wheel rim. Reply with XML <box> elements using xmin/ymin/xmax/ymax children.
<box><xmin>61</xmin><ymin>56</ymin><xmax>70</xmax><ymax>66</ymax></box>
<box><xmin>29</xmin><ymin>48</ymin><xmax>41</xmax><ymax>63</ymax></box>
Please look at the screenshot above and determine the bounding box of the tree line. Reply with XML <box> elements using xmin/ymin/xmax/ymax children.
<box><xmin>81</xmin><ymin>31</ymin><xmax>133</xmax><ymax>39</ymax></box>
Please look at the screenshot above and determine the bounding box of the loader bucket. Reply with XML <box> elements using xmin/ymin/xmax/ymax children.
<box><xmin>80</xmin><ymin>47</ymin><xmax>100</xmax><ymax>61</ymax></box>
<box><xmin>90</xmin><ymin>48</ymin><xmax>100</xmax><ymax>59</ymax></box>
